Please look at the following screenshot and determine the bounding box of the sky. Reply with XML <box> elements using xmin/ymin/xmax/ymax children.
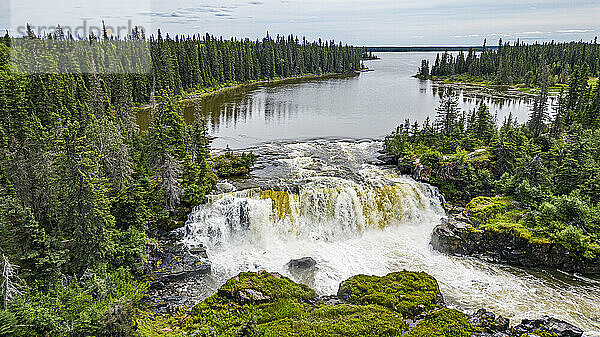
<box><xmin>2</xmin><ymin>0</ymin><xmax>599</xmax><ymax>45</ymax></box>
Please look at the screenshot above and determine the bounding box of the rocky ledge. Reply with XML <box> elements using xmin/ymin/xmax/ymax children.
<box><xmin>140</xmin><ymin>270</ymin><xmax>585</xmax><ymax>336</ymax></box>
<box><xmin>431</xmin><ymin>218</ymin><xmax>600</xmax><ymax>274</ymax></box>
<box><xmin>143</xmin><ymin>234</ymin><xmax>211</xmax><ymax>313</ymax></box>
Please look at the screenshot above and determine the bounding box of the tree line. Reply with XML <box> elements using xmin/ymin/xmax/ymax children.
<box><xmin>416</xmin><ymin>39</ymin><xmax>600</xmax><ymax>86</ymax></box>
<box><xmin>0</xmin><ymin>27</ymin><xmax>362</xmax><ymax>336</ymax></box>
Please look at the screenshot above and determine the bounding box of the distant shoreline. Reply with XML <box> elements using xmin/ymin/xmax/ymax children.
<box><xmin>366</xmin><ymin>46</ymin><xmax>498</xmax><ymax>52</ymax></box>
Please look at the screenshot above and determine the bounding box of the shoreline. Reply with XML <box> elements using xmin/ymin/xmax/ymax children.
<box><xmin>414</xmin><ymin>75</ymin><xmax>565</xmax><ymax>98</ymax></box>
<box><xmin>137</xmin><ymin>71</ymin><xmax>362</xmax><ymax>110</ymax></box>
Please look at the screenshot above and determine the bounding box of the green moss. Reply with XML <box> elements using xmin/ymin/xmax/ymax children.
<box><xmin>520</xmin><ymin>328</ymin><xmax>559</xmax><ymax>337</ymax></box>
<box><xmin>467</xmin><ymin>197</ymin><xmax>553</xmax><ymax>244</ymax></box>
<box><xmin>405</xmin><ymin>309</ymin><xmax>474</xmax><ymax>337</ymax></box>
<box><xmin>466</xmin><ymin>196</ymin><xmax>516</xmax><ymax>223</ymax></box>
<box><xmin>218</xmin><ymin>271</ymin><xmax>316</xmax><ymax>303</ymax></box>
<box><xmin>260</xmin><ymin>304</ymin><xmax>407</xmax><ymax>337</ymax></box>
<box><xmin>337</xmin><ymin>271</ymin><xmax>441</xmax><ymax>317</ymax></box>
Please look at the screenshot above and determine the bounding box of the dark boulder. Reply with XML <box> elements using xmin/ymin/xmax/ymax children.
<box><xmin>286</xmin><ymin>257</ymin><xmax>317</xmax><ymax>270</ymax></box>
<box><xmin>470</xmin><ymin>309</ymin><xmax>510</xmax><ymax>334</ymax></box>
<box><xmin>512</xmin><ymin>316</ymin><xmax>583</xmax><ymax>337</ymax></box>
<box><xmin>469</xmin><ymin>309</ymin><xmax>583</xmax><ymax>337</ymax></box>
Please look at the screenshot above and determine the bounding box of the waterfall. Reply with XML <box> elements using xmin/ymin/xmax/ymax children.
<box><xmin>179</xmin><ymin>141</ymin><xmax>600</xmax><ymax>335</ymax></box>
<box><xmin>182</xmin><ymin>172</ymin><xmax>444</xmax><ymax>251</ymax></box>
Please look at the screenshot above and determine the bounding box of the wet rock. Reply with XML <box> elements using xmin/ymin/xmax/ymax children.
<box><xmin>286</xmin><ymin>257</ymin><xmax>317</xmax><ymax>270</ymax></box>
<box><xmin>375</xmin><ymin>153</ymin><xmax>397</xmax><ymax>165</ymax></box>
<box><xmin>512</xmin><ymin>316</ymin><xmax>583</xmax><ymax>337</ymax></box>
<box><xmin>318</xmin><ymin>295</ymin><xmax>344</xmax><ymax>306</ymax></box>
<box><xmin>215</xmin><ymin>181</ymin><xmax>236</xmax><ymax>194</ymax></box>
<box><xmin>144</xmin><ymin>236</ymin><xmax>211</xmax><ymax>313</ymax></box>
<box><xmin>146</xmin><ymin>240</ymin><xmax>210</xmax><ymax>289</ymax></box>
<box><xmin>470</xmin><ymin>309</ymin><xmax>510</xmax><ymax>334</ymax></box>
<box><xmin>431</xmin><ymin>218</ymin><xmax>600</xmax><ymax>274</ymax></box>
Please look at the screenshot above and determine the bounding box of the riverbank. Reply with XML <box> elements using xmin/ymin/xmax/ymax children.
<box><xmin>136</xmin><ymin>71</ymin><xmax>362</xmax><ymax>111</ymax></box>
<box><xmin>416</xmin><ymin>74</ymin><xmax>567</xmax><ymax>96</ymax></box>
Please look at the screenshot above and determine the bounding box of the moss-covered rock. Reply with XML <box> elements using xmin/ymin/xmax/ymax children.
<box><xmin>406</xmin><ymin>308</ymin><xmax>474</xmax><ymax>337</ymax></box>
<box><xmin>259</xmin><ymin>304</ymin><xmax>407</xmax><ymax>337</ymax></box>
<box><xmin>337</xmin><ymin>271</ymin><xmax>442</xmax><ymax>317</ymax></box>
<box><xmin>140</xmin><ymin>271</ymin><xmax>585</xmax><ymax>337</ymax></box>
<box><xmin>184</xmin><ymin>271</ymin><xmax>407</xmax><ymax>336</ymax></box>
<box><xmin>218</xmin><ymin>271</ymin><xmax>316</xmax><ymax>303</ymax></box>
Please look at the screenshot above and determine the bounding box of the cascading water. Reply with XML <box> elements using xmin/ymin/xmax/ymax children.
<box><xmin>181</xmin><ymin>141</ymin><xmax>600</xmax><ymax>336</ymax></box>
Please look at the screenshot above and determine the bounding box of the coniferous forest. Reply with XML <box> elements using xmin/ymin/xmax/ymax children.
<box><xmin>0</xmin><ymin>29</ymin><xmax>362</xmax><ymax>336</ymax></box>
<box><xmin>416</xmin><ymin>40</ymin><xmax>600</xmax><ymax>87</ymax></box>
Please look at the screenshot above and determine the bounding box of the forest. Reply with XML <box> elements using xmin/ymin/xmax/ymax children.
<box><xmin>387</xmin><ymin>41</ymin><xmax>600</xmax><ymax>263</ymax></box>
<box><xmin>415</xmin><ymin>39</ymin><xmax>600</xmax><ymax>87</ymax></box>
<box><xmin>0</xmin><ymin>28</ymin><xmax>362</xmax><ymax>336</ymax></box>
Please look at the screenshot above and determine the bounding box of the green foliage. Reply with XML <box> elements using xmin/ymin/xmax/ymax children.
<box><xmin>385</xmin><ymin>60</ymin><xmax>600</xmax><ymax>259</ymax></box>
<box><xmin>0</xmin><ymin>309</ymin><xmax>16</xmax><ymax>336</ymax></box>
<box><xmin>213</xmin><ymin>151</ymin><xmax>257</xmax><ymax>178</ymax></box>
<box><xmin>0</xmin><ymin>29</ymin><xmax>363</xmax><ymax>336</ymax></box>
<box><xmin>427</xmin><ymin>41</ymin><xmax>600</xmax><ymax>87</ymax></box>
<box><xmin>405</xmin><ymin>309</ymin><xmax>474</xmax><ymax>337</ymax></box>
<box><xmin>8</xmin><ymin>267</ymin><xmax>148</xmax><ymax>337</ymax></box>
<box><xmin>337</xmin><ymin>271</ymin><xmax>441</xmax><ymax>317</ymax></box>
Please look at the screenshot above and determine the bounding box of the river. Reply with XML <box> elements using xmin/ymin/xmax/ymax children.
<box><xmin>175</xmin><ymin>53</ymin><xmax>599</xmax><ymax>335</ymax></box>
<box><xmin>177</xmin><ymin>52</ymin><xmax>539</xmax><ymax>150</ymax></box>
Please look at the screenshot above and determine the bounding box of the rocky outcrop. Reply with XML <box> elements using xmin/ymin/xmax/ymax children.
<box><xmin>469</xmin><ymin>309</ymin><xmax>583</xmax><ymax>337</ymax></box>
<box><xmin>431</xmin><ymin>218</ymin><xmax>600</xmax><ymax>274</ymax></box>
<box><xmin>146</xmin><ymin>241</ymin><xmax>210</xmax><ymax>288</ymax></box>
<box><xmin>144</xmin><ymin>236</ymin><xmax>211</xmax><ymax>313</ymax></box>
<box><xmin>145</xmin><ymin>270</ymin><xmax>587</xmax><ymax>336</ymax></box>
<box><xmin>512</xmin><ymin>316</ymin><xmax>583</xmax><ymax>337</ymax></box>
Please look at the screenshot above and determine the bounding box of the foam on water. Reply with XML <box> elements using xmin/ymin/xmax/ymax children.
<box><xmin>182</xmin><ymin>141</ymin><xmax>600</xmax><ymax>336</ymax></box>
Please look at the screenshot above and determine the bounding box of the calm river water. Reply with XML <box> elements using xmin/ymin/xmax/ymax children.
<box><xmin>179</xmin><ymin>52</ymin><xmax>536</xmax><ymax>149</ymax></box>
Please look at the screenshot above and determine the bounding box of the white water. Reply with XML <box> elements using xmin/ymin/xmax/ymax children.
<box><xmin>182</xmin><ymin>141</ymin><xmax>600</xmax><ymax>336</ymax></box>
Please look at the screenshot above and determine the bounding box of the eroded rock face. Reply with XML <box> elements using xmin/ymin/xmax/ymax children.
<box><xmin>431</xmin><ymin>219</ymin><xmax>600</xmax><ymax>274</ymax></box>
<box><xmin>144</xmin><ymin>237</ymin><xmax>211</xmax><ymax>313</ymax></box>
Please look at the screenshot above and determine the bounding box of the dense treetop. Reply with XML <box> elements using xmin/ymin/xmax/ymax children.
<box><xmin>417</xmin><ymin>40</ymin><xmax>600</xmax><ymax>86</ymax></box>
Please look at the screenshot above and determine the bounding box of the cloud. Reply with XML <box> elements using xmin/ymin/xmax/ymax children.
<box><xmin>556</xmin><ymin>29</ymin><xmax>595</xmax><ymax>33</ymax></box>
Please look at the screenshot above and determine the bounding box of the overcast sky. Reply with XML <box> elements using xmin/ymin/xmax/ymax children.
<box><xmin>3</xmin><ymin>0</ymin><xmax>599</xmax><ymax>45</ymax></box>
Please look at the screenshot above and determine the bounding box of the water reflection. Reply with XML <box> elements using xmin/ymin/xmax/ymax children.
<box><xmin>139</xmin><ymin>52</ymin><xmax>549</xmax><ymax>149</ymax></box>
